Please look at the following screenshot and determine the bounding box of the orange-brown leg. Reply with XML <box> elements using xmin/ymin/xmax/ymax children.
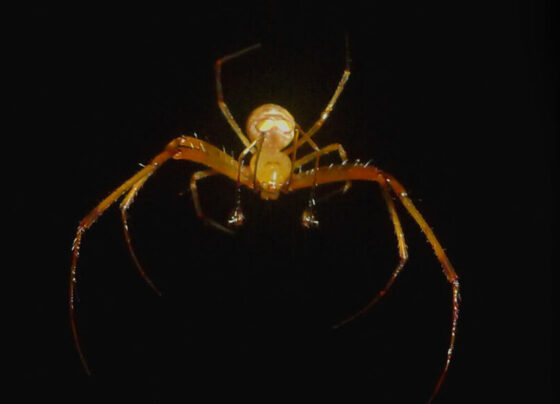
<box><xmin>294</xmin><ymin>141</ymin><xmax>351</xmax><ymax>228</ymax></box>
<box><xmin>190</xmin><ymin>169</ymin><xmax>234</xmax><ymax>234</ymax></box>
<box><xmin>218</xmin><ymin>43</ymin><xmax>265</xmax><ymax>225</ymax></box>
<box><xmin>285</xmin><ymin>36</ymin><xmax>352</xmax><ymax>224</ymax></box>
<box><xmin>215</xmin><ymin>44</ymin><xmax>261</xmax><ymax>148</ymax></box>
<box><xmin>289</xmin><ymin>165</ymin><xmax>459</xmax><ymax>403</ymax></box>
<box><xmin>229</xmin><ymin>136</ymin><xmax>262</xmax><ymax>226</ymax></box>
<box><xmin>293</xmin><ymin>142</ymin><xmax>349</xmax><ymax>169</ymax></box>
<box><xmin>120</xmin><ymin>176</ymin><xmax>162</xmax><ymax>296</ymax></box>
<box><xmin>283</xmin><ymin>39</ymin><xmax>351</xmax><ymax>155</ymax></box>
<box><xmin>294</xmin><ymin>139</ymin><xmax>352</xmax><ymax>197</ymax></box>
<box><xmin>70</xmin><ymin>161</ymin><xmax>165</xmax><ymax>375</ymax></box>
<box><xmin>332</xmin><ymin>181</ymin><xmax>408</xmax><ymax>328</ymax></box>
<box><xmin>383</xmin><ymin>173</ymin><xmax>460</xmax><ymax>404</ymax></box>
<box><xmin>70</xmin><ymin>136</ymin><xmax>249</xmax><ymax>374</ymax></box>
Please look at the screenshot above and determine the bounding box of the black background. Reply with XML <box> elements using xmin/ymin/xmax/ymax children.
<box><xmin>13</xmin><ymin>3</ymin><xmax>554</xmax><ymax>403</ymax></box>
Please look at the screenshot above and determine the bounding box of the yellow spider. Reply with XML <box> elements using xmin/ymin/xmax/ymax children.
<box><xmin>70</xmin><ymin>41</ymin><xmax>459</xmax><ymax>403</ymax></box>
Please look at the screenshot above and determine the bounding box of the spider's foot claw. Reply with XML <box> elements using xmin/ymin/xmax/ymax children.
<box><xmin>228</xmin><ymin>206</ymin><xmax>245</xmax><ymax>227</ymax></box>
<box><xmin>302</xmin><ymin>208</ymin><xmax>319</xmax><ymax>229</ymax></box>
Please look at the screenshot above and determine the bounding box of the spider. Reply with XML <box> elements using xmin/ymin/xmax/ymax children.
<box><xmin>70</xmin><ymin>42</ymin><xmax>460</xmax><ymax>403</ymax></box>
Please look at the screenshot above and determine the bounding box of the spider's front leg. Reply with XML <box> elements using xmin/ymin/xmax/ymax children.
<box><xmin>227</xmin><ymin>136</ymin><xmax>263</xmax><ymax>227</ymax></box>
<box><xmin>70</xmin><ymin>135</ymin><xmax>249</xmax><ymax>374</ymax></box>
<box><xmin>70</xmin><ymin>141</ymin><xmax>174</xmax><ymax>374</ymax></box>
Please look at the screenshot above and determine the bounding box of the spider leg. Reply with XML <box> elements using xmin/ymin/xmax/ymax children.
<box><xmin>382</xmin><ymin>173</ymin><xmax>460</xmax><ymax>404</ymax></box>
<box><xmin>333</xmin><ymin>182</ymin><xmax>407</xmax><ymax>328</ymax></box>
<box><xmin>289</xmin><ymin>165</ymin><xmax>459</xmax><ymax>402</ymax></box>
<box><xmin>70</xmin><ymin>136</ymin><xmax>252</xmax><ymax>374</ymax></box>
<box><xmin>294</xmin><ymin>139</ymin><xmax>352</xmax><ymax>196</ymax></box>
<box><xmin>216</xmin><ymin>43</ymin><xmax>261</xmax><ymax>147</ymax></box>
<box><xmin>190</xmin><ymin>169</ymin><xmax>234</xmax><ymax>234</ymax></box>
<box><xmin>229</xmin><ymin>136</ymin><xmax>262</xmax><ymax>226</ymax></box>
<box><xmin>70</xmin><ymin>152</ymin><xmax>170</xmax><ymax>375</ymax></box>
<box><xmin>293</xmin><ymin>142</ymin><xmax>348</xmax><ymax>169</ymax></box>
<box><xmin>120</xmin><ymin>176</ymin><xmax>162</xmax><ymax>296</ymax></box>
<box><xmin>301</xmin><ymin>139</ymin><xmax>322</xmax><ymax>228</ymax></box>
<box><xmin>283</xmin><ymin>38</ymin><xmax>350</xmax><ymax>154</ymax></box>
<box><xmin>292</xmin><ymin>140</ymin><xmax>351</xmax><ymax>227</ymax></box>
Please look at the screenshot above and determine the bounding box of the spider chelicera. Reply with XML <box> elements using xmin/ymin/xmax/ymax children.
<box><xmin>70</xmin><ymin>42</ymin><xmax>460</xmax><ymax>403</ymax></box>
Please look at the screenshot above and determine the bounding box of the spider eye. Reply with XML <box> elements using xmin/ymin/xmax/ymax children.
<box><xmin>257</xmin><ymin>118</ymin><xmax>291</xmax><ymax>133</ymax></box>
<box><xmin>276</xmin><ymin>120</ymin><xmax>291</xmax><ymax>133</ymax></box>
<box><xmin>257</xmin><ymin>119</ymin><xmax>275</xmax><ymax>132</ymax></box>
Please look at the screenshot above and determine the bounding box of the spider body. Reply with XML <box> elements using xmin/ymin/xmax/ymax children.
<box><xmin>70</xmin><ymin>42</ymin><xmax>459</xmax><ymax>403</ymax></box>
<box><xmin>245</xmin><ymin>103</ymin><xmax>295</xmax><ymax>199</ymax></box>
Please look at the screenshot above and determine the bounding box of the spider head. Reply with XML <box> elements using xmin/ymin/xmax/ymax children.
<box><xmin>246</xmin><ymin>104</ymin><xmax>295</xmax><ymax>151</ymax></box>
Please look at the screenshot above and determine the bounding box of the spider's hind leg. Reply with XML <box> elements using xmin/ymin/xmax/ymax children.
<box><xmin>190</xmin><ymin>169</ymin><xmax>234</xmax><ymax>235</ymax></box>
<box><xmin>120</xmin><ymin>177</ymin><xmax>162</xmax><ymax>296</ymax></box>
<box><xmin>332</xmin><ymin>182</ymin><xmax>408</xmax><ymax>328</ymax></box>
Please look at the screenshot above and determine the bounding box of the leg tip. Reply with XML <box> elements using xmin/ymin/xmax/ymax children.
<box><xmin>302</xmin><ymin>208</ymin><xmax>319</xmax><ymax>229</ymax></box>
